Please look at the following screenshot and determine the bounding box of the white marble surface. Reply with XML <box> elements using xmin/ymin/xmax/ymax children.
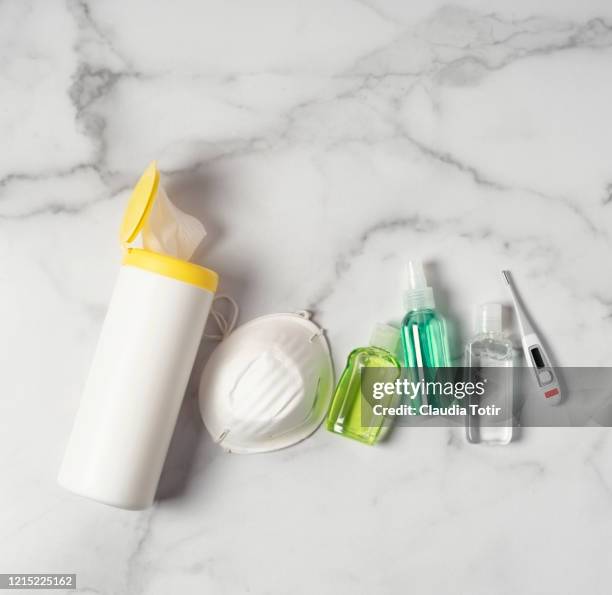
<box><xmin>2</xmin><ymin>1</ymin><xmax>612</xmax><ymax>593</ymax></box>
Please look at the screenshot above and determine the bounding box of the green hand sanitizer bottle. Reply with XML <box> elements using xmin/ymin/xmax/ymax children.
<box><xmin>326</xmin><ymin>324</ymin><xmax>401</xmax><ymax>445</ymax></box>
<box><xmin>401</xmin><ymin>261</ymin><xmax>451</xmax><ymax>410</ymax></box>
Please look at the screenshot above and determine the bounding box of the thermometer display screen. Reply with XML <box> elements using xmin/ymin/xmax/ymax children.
<box><xmin>530</xmin><ymin>347</ymin><xmax>545</xmax><ymax>369</ymax></box>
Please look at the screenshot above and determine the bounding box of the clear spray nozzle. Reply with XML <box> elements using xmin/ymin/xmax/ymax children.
<box><xmin>406</xmin><ymin>260</ymin><xmax>427</xmax><ymax>290</ymax></box>
<box><xmin>403</xmin><ymin>260</ymin><xmax>435</xmax><ymax>312</ymax></box>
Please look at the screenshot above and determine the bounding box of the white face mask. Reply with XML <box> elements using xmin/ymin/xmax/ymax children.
<box><xmin>199</xmin><ymin>311</ymin><xmax>334</xmax><ymax>453</ymax></box>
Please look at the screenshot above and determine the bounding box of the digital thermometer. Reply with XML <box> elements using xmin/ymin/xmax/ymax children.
<box><xmin>502</xmin><ymin>270</ymin><xmax>561</xmax><ymax>405</ymax></box>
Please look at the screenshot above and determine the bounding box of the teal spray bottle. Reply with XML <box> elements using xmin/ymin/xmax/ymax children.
<box><xmin>326</xmin><ymin>324</ymin><xmax>401</xmax><ymax>445</ymax></box>
<box><xmin>400</xmin><ymin>261</ymin><xmax>451</xmax><ymax>410</ymax></box>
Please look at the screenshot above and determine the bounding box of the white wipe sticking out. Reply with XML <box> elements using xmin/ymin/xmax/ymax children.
<box><xmin>142</xmin><ymin>184</ymin><xmax>206</xmax><ymax>261</ymax></box>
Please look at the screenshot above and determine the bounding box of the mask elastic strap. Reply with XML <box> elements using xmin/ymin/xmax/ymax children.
<box><xmin>295</xmin><ymin>309</ymin><xmax>325</xmax><ymax>342</ymax></box>
<box><xmin>204</xmin><ymin>295</ymin><xmax>239</xmax><ymax>340</ymax></box>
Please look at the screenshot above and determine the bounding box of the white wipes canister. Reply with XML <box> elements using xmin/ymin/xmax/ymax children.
<box><xmin>58</xmin><ymin>163</ymin><xmax>218</xmax><ymax>510</ymax></box>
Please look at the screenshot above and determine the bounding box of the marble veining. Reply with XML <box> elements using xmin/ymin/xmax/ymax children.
<box><xmin>1</xmin><ymin>1</ymin><xmax>612</xmax><ymax>593</ymax></box>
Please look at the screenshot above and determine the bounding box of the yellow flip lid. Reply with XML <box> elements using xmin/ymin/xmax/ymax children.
<box><xmin>119</xmin><ymin>162</ymin><xmax>218</xmax><ymax>294</ymax></box>
<box><xmin>120</xmin><ymin>161</ymin><xmax>160</xmax><ymax>245</ymax></box>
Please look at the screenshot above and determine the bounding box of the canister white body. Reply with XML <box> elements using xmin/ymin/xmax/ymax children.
<box><xmin>58</xmin><ymin>265</ymin><xmax>214</xmax><ymax>509</ymax></box>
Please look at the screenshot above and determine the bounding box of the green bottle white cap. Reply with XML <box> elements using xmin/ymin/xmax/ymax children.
<box><xmin>403</xmin><ymin>260</ymin><xmax>435</xmax><ymax>312</ymax></box>
<box><xmin>369</xmin><ymin>323</ymin><xmax>400</xmax><ymax>354</ymax></box>
<box><xmin>476</xmin><ymin>303</ymin><xmax>502</xmax><ymax>333</ymax></box>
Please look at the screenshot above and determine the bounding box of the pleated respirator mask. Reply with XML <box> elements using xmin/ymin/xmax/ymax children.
<box><xmin>199</xmin><ymin>311</ymin><xmax>334</xmax><ymax>453</ymax></box>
